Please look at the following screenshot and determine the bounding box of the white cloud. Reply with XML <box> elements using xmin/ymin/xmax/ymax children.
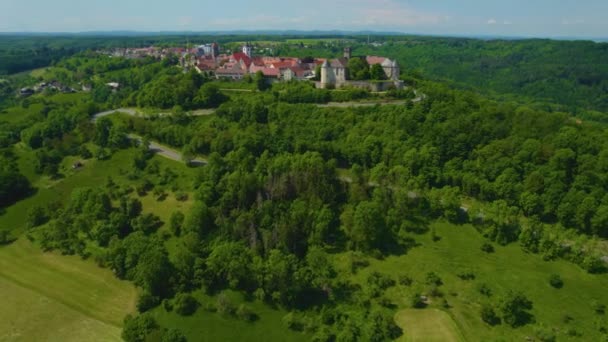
<box><xmin>503</xmin><ymin>20</ymin><xmax>513</xmax><ymax>25</ymax></box>
<box><xmin>487</xmin><ymin>18</ymin><xmax>497</xmax><ymax>25</ymax></box>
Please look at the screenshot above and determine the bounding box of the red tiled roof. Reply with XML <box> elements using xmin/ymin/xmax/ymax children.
<box><xmin>232</xmin><ymin>52</ymin><xmax>252</xmax><ymax>67</ymax></box>
<box><xmin>366</xmin><ymin>56</ymin><xmax>387</xmax><ymax>65</ymax></box>
<box><xmin>262</xmin><ymin>68</ymin><xmax>279</xmax><ymax>77</ymax></box>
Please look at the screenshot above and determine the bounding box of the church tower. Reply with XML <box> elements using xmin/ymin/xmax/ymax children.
<box><xmin>343</xmin><ymin>47</ymin><xmax>352</xmax><ymax>60</ymax></box>
<box><xmin>242</xmin><ymin>43</ymin><xmax>253</xmax><ymax>57</ymax></box>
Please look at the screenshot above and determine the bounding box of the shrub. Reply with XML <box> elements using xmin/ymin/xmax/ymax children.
<box><xmin>137</xmin><ymin>292</ymin><xmax>160</xmax><ymax>312</ymax></box>
<box><xmin>367</xmin><ymin>272</ymin><xmax>396</xmax><ymax>297</ymax></box>
<box><xmin>236</xmin><ymin>304</ymin><xmax>257</xmax><ymax>322</ymax></box>
<box><xmin>283</xmin><ymin>312</ymin><xmax>304</xmax><ymax>331</ymax></box>
<box><xmin>425</xmin><ymin>272</ymin><xmax>443</xmax><ymax>286</ymax></box>
<box><xmin>25</xmin><ymin>205</ymin><xmax>48</xmax><ymax>228</ymax></box>
<box><xmin>549</xmin><ymin>274</ymin><xmax>563</xmax><ymax>289</ymax></box>
<box><xmin>480</xmin><ymin>304</ymin><xmax>500</xmax><ymax>325</ymax></box>
<box><xmin>411</xmin><ymin>293</ymin><xmax>426</xmax><ymax>308</ymax></box>
<box><xmin>535</xmin><ymin>326</ymin><xmax>557</xmax><ymax>342</ymax></box>
<box><xmin>173</xmin><ymin>293</ymin><xmax>198</xmax><ymax>316</ymax></box>
<box><xmin>428</xmin><ymin>285</ymin><xmax>443</xmax><ymax>298</ymax></box>
<box><xmin>481</xmin><ymin>242</ymin><xmax>495</xmax><ymax>253</ymax></box>
<box><xmin>216</xmin><ymin>293</ymin><xmax>236</xmax><ymax>316</ymax></box>
<box><xmin>478</xmin><ymin>283</ymin><xmax>493</xmax><ymax>297</ymax></box>
<box><xmin>162</xmin><ymin>299</ymin><xmax>173</xmax><ymax>312</ymax></box>
<box><xmin>161</xmin><ymin>328</ymin><xmax>187</xmax><ymax>342</ymax></box>
<box><xmin>498</xmin><ymin>290</ymin><xmax>534</xmax><ymax>327</ymax></box>
<box><xmin>398</xmin><ymin>274</ymin><xmax>413</xmax><ymax>286</ymax></box>
<box><xmin>175</xmin><ymin>191</ymin><xmax>188</xmax><ymax>202</ymax></box>
<box><xmin>457</xmin><ymin>271</ymin><xmax>476</xmax><ymax>280</ymax></box>
<box><xmin>122</xmin><ymin>314</ymin><xmax>158</xmax><ymax>342</ymax></box>
<box><xmin>593</xmin><ymin>301</ymin><xmax>606</xmax><ymax>315</ymax></box>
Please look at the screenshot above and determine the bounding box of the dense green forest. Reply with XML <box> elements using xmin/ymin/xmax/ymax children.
<box><xmin>2</xmin><ymin>35</ymin><xmax>608</xmax><ymax>341</ymax></box>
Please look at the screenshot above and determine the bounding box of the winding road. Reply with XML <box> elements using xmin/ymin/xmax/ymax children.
<box><xmin>91</xmin><ymin>96</ymin><xmax>423</xmax><ymax>165</ymax></box>
<box><xmin>91</xmin><ymin>109</ymin><xmax>207</xmax><ymax>165</ymax></box>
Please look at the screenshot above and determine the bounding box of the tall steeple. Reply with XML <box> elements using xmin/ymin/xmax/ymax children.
<box><xmin>343</xmin><ymin>47</ymin><xmax>352</xmax><ymax>60</ymax></box>
<box><xmin>242</xmin><ymin>42</ymin><xmax>253</xmax><ymax>57</ymax></box>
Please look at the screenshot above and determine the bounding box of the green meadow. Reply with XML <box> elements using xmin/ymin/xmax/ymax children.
<box><xmin>0</xmin><ymin>239</ymin><xmax>137</xmax><ymax>341</ymax></box>
<box><xmin>339</xmin><ymin>222</ymin><xmax>608</xmax><ymax>341</ymax></box>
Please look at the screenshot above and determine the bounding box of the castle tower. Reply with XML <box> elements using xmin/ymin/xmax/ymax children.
<box><xmin>343</xmin><ymin>47</ymin><xmax>352</xmax><ymax>60</ymax></box>
<box><xmin>242</xmin><ymin>43</ymin><xmax>253</xmax><ymax>57</ymax></box>
<box><xmin>320</xmin><ymin>59</ymin><xmax>331</xmax><ymax>88</ymax></box>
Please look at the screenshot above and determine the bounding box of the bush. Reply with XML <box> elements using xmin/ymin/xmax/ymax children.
<box><xmin>173</xmin><ymin>293</ymin><xmax>198</xmax><ymax>316</ymax></box>
<box><xmin>398</xmin><ymin>274</ymin><xmax>413</xmax><ymax>286</ymax></box>
<box><xmin>367</xmin><ymin>272</ymin><xmax>396</xmax><ymax>297</ymax></box>
<box><xmin>122</xmin><ymin>314</ymin><xmax>158</xmax><ymax>342</ymax></box>
<box><xmin>161</xmin><ymin>328</ymin><xmax>187</xmax><ymax>342</ymax></box>
<box><xmin>169</xmin><ymin>211</ymin><xmax>185</xmax><ymax>237</ymax></box>
<box><xmin>137</xmin><ymin>292</ymin><xmax>160</xmax><ymax>312</ymax></box>
<box><xmin>549</xmin><ymin>274</ymin><xmax>563</xmax><ymax>289</ymax></box>
<box><xmin>593</xmin><ymin>301</ymin><xmax>606</xmax><ymax>315</ymax></box>
<box><xmin>411</xmin><ymin>293</ymin><xmax>426</xmax><ymax>308</ymax></box>
<box><xmin>236</xmin><ymin>304</ymin><xmax>257</xmax><ymax>322</ymax></box>
<box><xmin>456</xmin><ymin>271</ymin><xmax>476</xmax><ymax>280</ymax></box>
<box><xmin>478</xmin><ymin>283</ymin><xmax>493</xmax><ymax>297</ymax></box>
<box><xmin>175</xmin><ymin>191</ymin><xmax>188</xmax><ymax>202</ymax></box>
<box><xmin>480</xmin><ymin>304</ymin><xmax>500</xmax><ymax>325</ymax></box>
<box><xmin>498</xmin><ymin>290</ymin><xmax>534</xmax><ymax>327</ymax></box>
<box><xmin>162</xmin><ymin>299</ymin><xmax>173</xmax><ymax>312</ymax></box>
<box><xmin>425</xmin><ymin>272</ymin><xmax>443</xmax><ymax>286</ymax></box>
<box><xmin>216</xmin><ymin>293</ymin><xmax>236</xmax><ymax>316</ymax></box>
<box><xmin>282</xmin><ymin>312</ymin><xmax>304</xmax><ymax>331</ymax></box>
<box><xmin>481</xmin><ymin>242</ymin><xmax>495</xmax><ymax>253</ymax></box>
<box><xmin>25</xmin><ymin>205</ymin><xmax>48</xmax><ymax>228</ymax></box>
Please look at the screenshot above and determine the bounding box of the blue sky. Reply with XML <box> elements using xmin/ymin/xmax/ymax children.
<box><xmin>1</xmin><ymin>0</ymin><xmax>607</xmax><ymax>38</ymax></box>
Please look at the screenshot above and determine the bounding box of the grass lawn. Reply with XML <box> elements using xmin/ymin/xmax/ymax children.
<box><xmin>151</xmin><ymin>290</ymin><xmax>311</xmax><ymax>342</ymax></box>
<box><xmin>395</xmin><ymin>309</ymin><xmax>464</xmax><ymax>342</ymax></box>
<box><xmin>335</xmin><ymin>222</ymin><xmax>608</xmax><ymax>341</ymax></box>
<box><xmin>0</xmin><ymin>238</ymin><xmax>137</xmax><ymax>341</ymax></box>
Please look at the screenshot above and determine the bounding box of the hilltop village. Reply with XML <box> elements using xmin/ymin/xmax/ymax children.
<box><xmin>104</xmin><ymin>43</ymin><xmax>404</xmax><ymax>91</ymax></box>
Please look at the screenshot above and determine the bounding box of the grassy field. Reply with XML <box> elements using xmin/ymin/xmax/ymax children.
<box><xmin>0</xmin><ymin>238</ymin><xmax>137</xmax><ymax>341</ymax></box>
<box><xmin>1</xmin><ymin>146</ymin><xmax>198</xmax><ymax>237</ymax></box>
<box><xmin>151</xmin><ymin>290</ymin><xmax>311</xmax><ymax>342</ymax></box>
<box><xmin>395</xmin><ymin>309</ymin><xmax>464</xmax><ymax>342</ymax></box>
<box><xmin>336</xmin><ymin>222</ymin><xmax>608</xmax><ymax>341</ymax></box>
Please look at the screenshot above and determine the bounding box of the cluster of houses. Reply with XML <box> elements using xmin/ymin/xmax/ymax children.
<box><xmin>191</xmin><ymin>43</ymin><xmax>404</xmax><ymax>90</ymax></box>
<box><xmin>20</xmin><ymin>81</ymin><xmax>76</xmax><ymax>97</ymax></box>
<box><xmin>102</xmin><ymin>42</ymin><xmax>404</xmax><ymax>90</ymax></box>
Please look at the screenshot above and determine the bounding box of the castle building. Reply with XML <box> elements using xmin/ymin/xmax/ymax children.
<box><xmin>320</xmin><ymin>47</ymin><xmax>402</xmax><ymax>90</ymax></box>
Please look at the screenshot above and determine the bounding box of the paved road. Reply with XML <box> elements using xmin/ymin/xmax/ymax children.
<box><xmin>317</xmin><ymin>100</ymin><xmax>410</xmax><ymax>108</ymax></box>
<box><xmin>92</xmin><ymin>108</ymin><xmax>214</xmax><ymax>122</ymax></box>
<box><xmin>130</xmin><ymin>135</ymin><xmax>207</xmax><ymax>166</ymax></box>
<box><xmin>91</xmin><ymin>109</ymin><xmax>207</xmax><ymax>165</ymax></box>
<box><xmin>91</xmin><ymin>93</ymin><xmax>425</xmax><ymax>164</ymax></box>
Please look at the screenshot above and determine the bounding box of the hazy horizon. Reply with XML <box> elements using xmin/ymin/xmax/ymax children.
<box><xmin>2</xmin><ymin>0</ymin><xmax>608</xmax><ymax>39</ymax></box>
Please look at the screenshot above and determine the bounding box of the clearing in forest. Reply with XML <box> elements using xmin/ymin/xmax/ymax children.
<box><xmin>395</xmin><ymin>308</ymin><xmax>464</xmax><ymax>342</ymax></box>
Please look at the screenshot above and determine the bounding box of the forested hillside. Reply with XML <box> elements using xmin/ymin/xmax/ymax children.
<box><xmin>277</xmin><ymin>37</ymin><xmax>608</xmax><ymax>113</ymax></box>
<box><xmin>2</xmin><ymin>38</ymin><xmax>608</xmax><ymax>341</ymax></box>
